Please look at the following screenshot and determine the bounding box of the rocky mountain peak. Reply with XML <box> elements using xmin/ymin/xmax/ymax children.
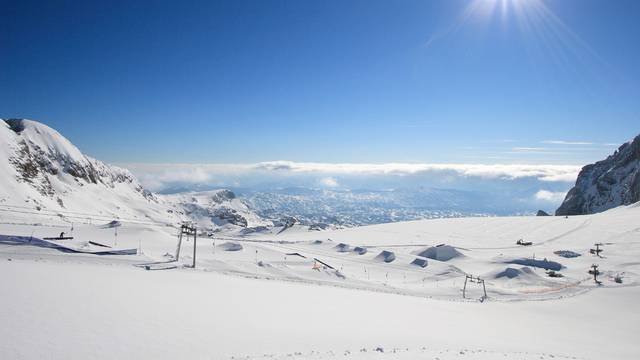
<box><xmin>5</xmin><ymin>119</ymin><xmax>27</xmax><ymax>133</ymax></box>
<box><xmin>1</xmin><ymin>118</ymin><xmax>159</xmax><ymax>211</ymax></box>
<box><xmin>556</xmin><ymin>134</ymin><xmax>640</xmax><ymax>215</ymax></box>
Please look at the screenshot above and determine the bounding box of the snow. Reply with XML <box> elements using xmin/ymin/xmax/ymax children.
<box><xmin>1</xmin><ymin>204</ymin><xmax>640</xmax><ymax>359</ymax></box>
<box><xmin>1</xmin><ymin>119</ymin><xmax>639</xmax><ymax>359</ymax></box>
<box><xmin>7</xmin><ymin>119</ymin><xmax>88</xmax><ymax>165</ymax></box>
<box><xmin>374</xmin><ymin>250</ymin><xmax>397</xmax><ymax>263</ymax></box>
<box><xmin>0</xmin><ymin>119</ymin><xmax>182</xmax><ymax>227</ymax></box>
<box><xmin>415</xmin><ymin>244</ymin><xmax>464</xmax><ymax>261</ymax></box>
<box><xmin>1</xmin><ymin>254</ymin><xmax>639</xmax><ymax>359</ymax></box>
<box><xmin>162</xmin><ymin>190</ymin><xmax>269</xmax><ymax>229</ymax></box>
<box><xmin>218</xmin><ymin>241</ymin><xmax>243</xmax><ymax>251</ymax></box>
<box><xmin>0</xmin><ymin>120</ymin><xmax>268</xmax><ymax>237</ymax></box>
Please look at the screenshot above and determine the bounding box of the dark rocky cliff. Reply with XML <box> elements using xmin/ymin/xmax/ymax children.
<box><xmin>556</xmin><ymin>134</ymin><xmax>640</xmax><ymax>215</ymax></box>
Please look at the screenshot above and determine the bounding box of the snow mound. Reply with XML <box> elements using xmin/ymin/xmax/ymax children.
<box><xmin>487</xmin><ymin>266</ymin><xmax>559</xmax><ymax>289</ymax></box>
<box><xmin>334</xmin><ymin>243</ymin><xmax>351</xmax><ymax>252</ymax></box>
<box><xmin>494</xmin><ymin>266</ymin><xmax>535</xmax><ymax>279</ymax></box>
<box><xmin>416</xmin><ymin>244</ymin><xmax>463</xmax><ymax>261</ymax></box>
<box><xmin>411</xmin><ymin>258</ymin><xmax>428</xmax><ymax>268</ymax></box>
<box><xmin>554</xmin><ymin>250</ymin><xmax>581</xmax><ymax>258</ymax></box>
<box><xmin>353</xmin><ymin>246</ymin><xmax>367</xmax><ymax>255</ymax></box>
<box><xmin>99</xmin><ymin>220</ymin><xmax>122</xmax><ymax>229</ymax></box>
<box><xmin>218</xmin><ymin>242</ymin><xmax>243</xmax><ymax>251</ymax></box>
<box><xmin>374</xmin><ymin>250</ymin><xmax>396</xmax><ymax>263</ymax></box>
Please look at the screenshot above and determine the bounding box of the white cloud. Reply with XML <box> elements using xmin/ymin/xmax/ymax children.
<box><xmin>534</xmin><ymin>190</ymin><xmax>567</xmax><ymax>202</ymax></box>
<box><xmin>128</xmin><ymin>164</ymin><xmax>216</xmax><ymax>191</ymax></box>
<box><xmin>512</xmin><ymin>147</ymin><xmax>551</xmax><ymax>152</ymax></box>
<box><xmin>542</xmin><ymin>140</ymin><xmax>625</xmax><ymax>148</ymax></box>
<box><xmin>123</xmin><ymin>161</ymin><xmax>581</xmax><ymax>191</ymax></box>
<box><xmin>542</xmin><ymin>140</ymin><xmax>594</xmax><ymax>145</ymax></box>
<box><xmin>251</xmin><ymin>161</ymin><xmax>580</xmax><ymax>181</ymax></box>
<box><xmin>319</xmin><ymin>177</ymin><xmax>339</xmax><ymax>188</ymax></box>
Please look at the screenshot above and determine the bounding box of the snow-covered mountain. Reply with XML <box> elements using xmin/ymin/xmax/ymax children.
<box><xmin>556</xmin><ymin>133</ymin><xmax>640</xmax><ymax>215</ymax></box>
<box><xmin>0</xmin><ymin>119</ymin><xmax>266</xmax><ymax>231</ymax></box>
<box><xmin>162</xmin><ymin>189</ymin><xmax>271</xmax><ymax>230</ymax></box>
<box><xmin>0</xmin><ymin>119</ymin><xmax>182</xmax><ymax>224</ymax></box>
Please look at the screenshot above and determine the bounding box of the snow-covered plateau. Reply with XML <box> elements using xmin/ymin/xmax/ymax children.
<box><xmin>1</xmin><ymin>119</ymin><xmax>639</xmax><ymax>359</ymax></box>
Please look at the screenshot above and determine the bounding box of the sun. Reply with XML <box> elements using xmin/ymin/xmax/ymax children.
<box><xmin>469</xmin><ymin>0</ymin><xmax>540</xmax><ymax>21</ymax></box>
<box><xmin>426</xmin><ymin>0</ymin><xmax>597</xmax><ymax>62</ymax></box>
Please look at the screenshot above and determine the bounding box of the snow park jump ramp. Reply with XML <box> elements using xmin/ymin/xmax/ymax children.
<box><xmin>0</xmin><ymin>235</ymin><xmax>137</xmax><ymax>255</ymax></box>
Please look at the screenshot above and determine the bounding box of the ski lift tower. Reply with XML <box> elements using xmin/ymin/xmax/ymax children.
<box><xmin>463</xmin><ymin>274</ymin><xmax>487</xmax><ymax>301</ymax></box>
<box><xmin>588</xmin><ymin>264</ymin><xmax>602</xmax><ymax>285</ymax></box>
<box><xmin>176</xmin><ymin>222</ymin><xmax>197</xmax><ymax>268</ymax></box>
<box><xmin>590</xmin><ymin>243</ymin><xmax>604</xmax><ymax>257</ymax></box>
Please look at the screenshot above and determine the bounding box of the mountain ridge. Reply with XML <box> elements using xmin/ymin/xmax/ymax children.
<box><xmin>0</xmin><ymin>119</ymin><xmax>264</xmax><ymax>230</ymax></box>
<box><xmin>556</xmin><ymin>134</ymin><xmax>640</xmax><ymax>215</ymax></box>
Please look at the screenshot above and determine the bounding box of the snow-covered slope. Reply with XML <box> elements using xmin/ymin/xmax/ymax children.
<box><xmin>0</xmin><ymin>119</ymin><xmax>183</xmax><ymax>225</ymax></box>
<box><xmin>557</xmin><ymin>133</ymin><xmax>640</xmax><ymax>215</ymax></box>
<box><xmin>162</xmin><ymin>189</ymin><xmax>270</xmax><ymax>230</ymax></box>
<box><xmin>0</xmin><ymin>119</ymin><xmax>274</xmax><ymax>233</ymax></box>
<box><xmin>2</xmin><ymin>200</ymin><xmax>640</xmax><ymax>359</ymax></box>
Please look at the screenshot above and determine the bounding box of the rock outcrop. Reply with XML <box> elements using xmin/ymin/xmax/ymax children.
<box><xmin>556</xmin><ymin>134</ymin><xmax>640</xmax><ymax>215</ymax></box>
<box><xmin>163</xmin><ymin>190</ymin><xmax>269</xmax><ymax>229</ymax></box>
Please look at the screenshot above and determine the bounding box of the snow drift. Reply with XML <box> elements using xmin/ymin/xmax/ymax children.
<box><xmin>494</xmin><ymin>266</ymin><xmax>536</xmax><ymax>279</ymax></box>
<box><xmin>416</xmin><ymin>244</ymin><xmax>463</xmax><ymax>261</ymax></box>
<box><xmin>374</xmin><ymin>250</ymin><xmax>396</xmax><ymax>263</ymax></box>
<box><xmin>218</xmin><ymin>242</ymin><xmax>243</xmax><ymax>251</ymax></box>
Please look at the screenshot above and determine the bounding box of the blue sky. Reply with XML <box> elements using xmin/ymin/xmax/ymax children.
<box><xmin>2</xmin><ymin>0</ymin><xmax>639</xmax><ymax>165</ymax></box>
